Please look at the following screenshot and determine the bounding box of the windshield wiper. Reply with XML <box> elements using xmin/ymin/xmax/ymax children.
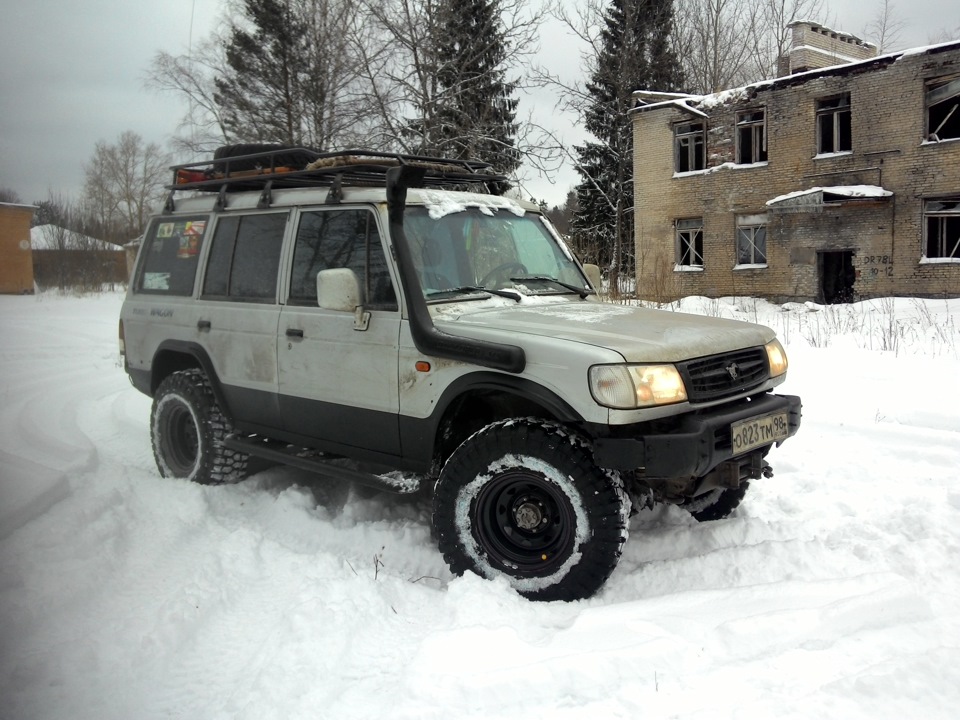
<box><xmin>509</xmin><ymin>275</ymin><xmax>595</xmax><ymax>299</ymax></box>
<box><xmin>426</xmin><ymin>285</ymin><xmax>522</xmax><ymax>302</ymax></box>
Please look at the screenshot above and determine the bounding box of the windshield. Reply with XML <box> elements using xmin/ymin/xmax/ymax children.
<box><xmin>403</xmin><ymin>206</ymin><xmax>590</xmax><ymax>300</ymax></box>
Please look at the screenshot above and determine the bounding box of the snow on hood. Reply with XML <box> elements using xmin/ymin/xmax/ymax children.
<box><xmin>432</xmin><ymin>298</ymin><xmax>775</xmax><ymax>363</ymax></box>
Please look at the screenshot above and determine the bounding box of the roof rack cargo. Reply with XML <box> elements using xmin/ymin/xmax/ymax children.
<box><xmin>167</xmin><ymin>146</ymin><xmax>508</xmax><ymax>195</ymax></box>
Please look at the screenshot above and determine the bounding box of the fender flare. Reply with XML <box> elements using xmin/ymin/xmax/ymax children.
<box><xmin>151</xmin><ymin>340</ymin><xmax>234</xmax><ymax>422</ymax></box>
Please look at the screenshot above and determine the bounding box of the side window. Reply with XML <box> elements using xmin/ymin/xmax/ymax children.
<box><xmin>676</xmin><ymin>218</ymin><xmax>704</xmax><ymax>267</ymax></box>
<box><xmin>201</xmin><ymin>213</ymin><xmax>286</xmax><ymax>302</ymax></box>
<box><xmin>675</xmin><ymin>122</ymin><xmax>706</xmax><ymax>172</ymax></box>
<box><xmin>736</xmin><ymin>214</ymin><xmax>768</xmax><ymax>267</ymax></box>
<box><xmin>290</xmin><ymin>209</ymin><xmax>398</xmax><ymax>310</ymax></box>
<box><xmin>926</xmin><ymin>75</ymin><xmax>960</xmax><ymax>142</ymax></box>
<box><xmin>923</xmin><ymin>198</ymin><xmax>960</xmax><ymax>260</ymax></box>
<box><xmin>816</xmin><ymin>94</ymin><xmax>852</xmax><ymax>154</ymax></box>
<box><xmin>736</xmin><ymin>110</ymin><xmax>767</xmax><ymax>164</ymax></box>
<box><xmin>136</xmin><ymin>216</ymin><xmax>208</xmax><ymax>295</ymax></box>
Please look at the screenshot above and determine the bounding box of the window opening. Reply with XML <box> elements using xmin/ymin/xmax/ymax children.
<box><xmin>675</xmin><ymin>122</ymin><xmax>706</xmax><ymax>172</ymax></box>
<box><xmin>736</xmin><ymin>110</ymin><xmax>767</xmax><ymax>164</ymax></box>
<box><xmin>201</xmin><ymin>213</ymin><xmax>286</xmax><ymax>301</ymax></box>
<box><xmin>816</xmin><ymin>94</ymin><xmax>852</xmax><ymax>154</ymax></box>
<box><xmin>926</xmin><ymin>76</ymin><xmax>960</xmax><ymax>142</ymax></box>
<box><xmin>676</xmin><ymin>218</ymin><xmax>704</xmax><ymax>267</ymax></box>
<box><xmin>290</xmin><ymin>209</ymin><xmax>398</xmax><ymax>309</ymax></box>
<box><xmin>924</xmin><ymin>198</ymin><xmax>960</xmax><ymax>259</ymax></box>
<box><xmin>736</xmin><ymin>214</ymin><xmax>768</xmax><ymax>266</ymax></box>
<box><xmin>137</xmin><ymin>216</ymin><xmax>208</xmax><ymax>295</ymax></box>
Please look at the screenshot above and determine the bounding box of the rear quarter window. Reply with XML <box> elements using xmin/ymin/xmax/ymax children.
<box><xmin>136</xmin><ymin>216</ymin><xmax>208</xmax><ymax>295</ymax></box>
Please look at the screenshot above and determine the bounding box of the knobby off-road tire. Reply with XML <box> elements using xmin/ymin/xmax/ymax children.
<box><xmin>682</xmin><ymin>481</ymin><xmax>750</xmax><ymax>522</ymax></box>
<box><xmin>150</xmin><ymin>369</ymin><xmax>248</xmax><ymax>485</ymax></box>
<box><xmin>433</xmin><ymin>418</ymin><xmax>630</xmax><ymax>602</ymax></box>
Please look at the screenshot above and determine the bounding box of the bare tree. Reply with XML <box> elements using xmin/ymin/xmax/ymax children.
<box><xmin>748</xmin><ymin>0</ymin><xmax>828</xmax><ymax>79</ymax></box>
<box><xmin>674</xmin><ymin>0</ymin><xmax>762</xmax><ymax>94</ymax></box>
<box><xmin>145</xmin><ymin>35</ymin><xmax>232</xmax><ymax>156</ymax></box>
<box><xmin>863</xmin><ymin>0</ymin><xmax>908</xmax><ymax>52</ymax></box>
<box><xmin>927</xmin><ymin>25</ymin><xmax>960</xmax><ymax>44</ymax></box>
<box><xmin>82</xmin><ymin>131</ymin><xmax>170</xmax><ymax>243</ymax></box>
<box><xmin>0</xmin><ymin>187</ymin><xmax>23</xmax><ymax>204</ymax></box>
<box><xmin>355</xmin><ymin>0</ymin><xmax>544</xmax><ymax>167</ymax></box>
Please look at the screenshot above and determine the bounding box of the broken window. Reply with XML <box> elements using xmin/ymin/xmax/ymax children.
<box><xmin>675</xmin><ymin>121</ymin><xmax>705</xmax><ymax>172</ymax></box>
<box><xmin>926</xmin><ymin>75</ymin><xmax>960</xmax><ymax>142</ymax></box>
<box><xmin>676</xmin><ymin>218</ymin><xmax>704</xmax><ymax>267</ymax></box>
<box><xmin>924</xmin><ymin>198</ymin><xmax>960</xmax><ymax>260</ymax></box>
<box><xmin>816</xmin><ymin>94</ymin><xmax>851</xmax><ymax>154</ymax></box>
<box><xmin>736</xmin><ymin>214</ymin><xmax>768</xmax><ymax>266</ymax></box>
<box><xmin>736</xmin><ymin>110</ymin><xmax>767</xmax><ymax>164</ymax></box>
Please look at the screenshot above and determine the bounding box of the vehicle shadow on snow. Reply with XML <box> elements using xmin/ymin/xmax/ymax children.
<box><xmin>240</xmin><ymin>458</ymin><xmax>436</xmax><ymax>527</ymax></box>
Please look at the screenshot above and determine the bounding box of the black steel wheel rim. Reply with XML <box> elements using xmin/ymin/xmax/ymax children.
<box><xmin>473</xmin><ymin>469</ymin><xmax>576</xmax><ymax>575</ymax></box>
<box><xmin>161</xmin><ymin>401</ymin><xmax>199</xmax><ymax>476</ymax></box>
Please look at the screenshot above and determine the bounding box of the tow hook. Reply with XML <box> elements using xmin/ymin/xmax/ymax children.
<box><xmin>719</xmin><ymin>454</ymin><xmax>774</xmax><ymax>488</ymax></box>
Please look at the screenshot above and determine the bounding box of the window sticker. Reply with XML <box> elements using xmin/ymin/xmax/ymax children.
<box><xmin>178</xmin><ymin>233</ymin><xmax>201</xmax><ymax>258</ymax></box>
<box><xmin>170</xmin><ymin>220</ymin><xmax>206</xmax><ymax>258</ymax></box>
<box><xmin>158</xmin><ymin>222</ymin><xmax>175</xmax><ymax>238</ymax></box>
<box><xmin>143</xmin><ymin>272</ymin><xmax>171</xmax><ymax>290</ymax></box>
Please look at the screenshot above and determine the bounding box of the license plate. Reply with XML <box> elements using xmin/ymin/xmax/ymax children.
<box><xmin>730</xmin><ymin>412</ymin><xmax>789</xmax><ymax>454</ymax></box>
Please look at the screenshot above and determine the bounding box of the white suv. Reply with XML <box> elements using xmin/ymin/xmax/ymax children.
<box><xmin>120</xmin><ymin>147</ymin><xmax>801</xmax><ymax>601</ymax></box>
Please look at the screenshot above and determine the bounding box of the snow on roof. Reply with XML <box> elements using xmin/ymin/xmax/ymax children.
<box><xmin>30</xmin><ymin>225</ymin><xmax>124</xmax><ymax>252</ymax></box>
<box><xmin>412</xmin><ymin>189</ymin><xmax>527</xmax><ymax>219</ymax></box>
<box><xmin>0</xmin><ymin>201</ymin><xmax>38</xmax><ymax>210</ymax></box>
<box><xmin>766</xmin><ymin>185</ymin><xmax>893</xmax><ymax>206</ymax></box>
<box><xmin>632</xmin><ymin>40</ymin><xmax>960</xmax><ymax>116</ymax></box>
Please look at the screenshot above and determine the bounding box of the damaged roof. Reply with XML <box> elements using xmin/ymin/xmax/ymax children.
<box><xmin>630</xmin><ymin>40</ymin><xmax>960</xmax><ymax>115</ymax></box>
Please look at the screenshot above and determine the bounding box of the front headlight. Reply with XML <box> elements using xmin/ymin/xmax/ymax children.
<box><xmin>589</xmin><ymin>364</ymin><xmax>688</xmax><ymax>409</ymax></box>
<box><xmin>765</xmin><ymin>339</ymin><xmax>788</xmax><ymax>377</ymax></box>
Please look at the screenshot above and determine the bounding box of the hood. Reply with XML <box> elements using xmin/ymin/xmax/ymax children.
<box><xmin>432</xmin><ymin>298</ymin><xmax>775</xmax><ymax>363</ymax></box>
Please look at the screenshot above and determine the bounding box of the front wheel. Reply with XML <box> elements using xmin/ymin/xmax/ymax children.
<box><xmin>433</xmin><ymin>419</ymin><xmax>629</xmax><ymax>601</ymax></box>
<box><xmin>150</xmin><ymin>369</ymin><xmax>248</xmax><ymax>485</ymax></box>
<box><xmin>681</xmin><ymin>482</ymin><xmax>750</xmax><ymax>522</ymax></box>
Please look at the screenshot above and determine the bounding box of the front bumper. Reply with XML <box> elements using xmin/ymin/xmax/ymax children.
<box><xmin>591</xmin><ymin>393</ymin><xmax>801</xmax><ymax>478</ymax></box>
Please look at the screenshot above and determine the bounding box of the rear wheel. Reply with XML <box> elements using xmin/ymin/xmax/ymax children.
<box><xmin>433</xmin><ymin>418</ymin><xmax>629</xmax><ymax>601</ymax></box>
<box><xmin>150</xmin><ymin>369</ymin><xmax>248</xmax><ymax>485</ymax></box>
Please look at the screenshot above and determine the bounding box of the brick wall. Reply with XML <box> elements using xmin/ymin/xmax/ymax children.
<box><xmin>632</xmin><ymin>43</ymin><xmax>960</xmax><ymax>303</ymax></box>
<box><xmin>0</xmin><ymin>203</ymin><xmax>36</xmax><ymax>294</ymax></box>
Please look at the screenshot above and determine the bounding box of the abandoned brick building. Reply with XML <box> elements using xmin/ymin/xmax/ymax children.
<box><xmin>631</xmin><ymin>23</ymin><xmax>960</xmax><ymax>303</ymax></box>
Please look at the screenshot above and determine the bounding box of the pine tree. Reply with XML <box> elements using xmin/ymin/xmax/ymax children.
<box><xmin>214</xmin><ymin>0</ymin><xmax>368</xmax><ymax>149</ymax></box>
<box><xmin>572</xmin><ymin>0</ymin><xmax>684</xmax><ymax>292</ymax></box>
<box><xmin>215</xmin><ymin>0</ymin><xmax>309</xmax><ymax>145</ymax></box>
<box><xmin>427</xmin><ymin>0</ymin><xmax>521</xmax><ymax>176</ymax></box>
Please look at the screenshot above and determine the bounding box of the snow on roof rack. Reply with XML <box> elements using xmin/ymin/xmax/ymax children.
<box><xmin>167</xmin><ymin>147</ymin><xmax>508</xmax><ymax>196</ymax></box>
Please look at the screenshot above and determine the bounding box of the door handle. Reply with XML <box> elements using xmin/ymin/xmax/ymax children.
<box><xmin>286</xmin><ymin>328</ymin><xmax>304</xmax><ymax>339</ymax></box>
<box><xmin>197</xmin><ymin>320</ymin><xmax>211</xmax><ymax>331</ymax></box>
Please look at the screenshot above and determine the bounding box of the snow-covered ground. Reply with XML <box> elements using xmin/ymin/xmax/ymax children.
<box><xmin>1</xmin><ymin>291</ymin><xmax>959</xmax><ymax>719</ymax></box>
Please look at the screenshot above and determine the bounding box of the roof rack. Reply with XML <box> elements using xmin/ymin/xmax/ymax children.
<box><xmin>167</xmin><ymin>147</ymin><xmax>508</xmax><ymax>196</ymax></box>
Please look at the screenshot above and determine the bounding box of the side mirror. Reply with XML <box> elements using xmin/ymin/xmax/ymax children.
<box><xmin>317</xmin><ymin>269</ymin><xmax>370</xmax><ymax>330</ymax></box>
<box><xmin>582</xmin><ymin>263</ymin><xmax>602</xmax><ymax>291</ymax></box>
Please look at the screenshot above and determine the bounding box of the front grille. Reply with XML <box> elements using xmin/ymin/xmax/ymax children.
<box><xmin>678</xmin><ymin>347</ymin><xmax>769</xmax><ymax>403</ymax></box>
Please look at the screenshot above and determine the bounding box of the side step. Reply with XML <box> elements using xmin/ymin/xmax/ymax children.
<box><xmin>223</xmin><ymin>434</ymin><xmax>424</xmax><ymax>495</ymax></box>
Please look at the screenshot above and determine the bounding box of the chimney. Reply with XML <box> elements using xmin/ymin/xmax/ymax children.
<box><xmin>777</xmin><ymin>21</ymin><xmax>878</xmax><ymax>77</ymax></box>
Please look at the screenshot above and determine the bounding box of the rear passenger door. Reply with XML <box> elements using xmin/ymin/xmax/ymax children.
<box><xmin>197</xmin><ymin>211</ymin><xmax>288</xmax><ymax>430</ymax></box>
<box><xmin>277</xmin><ymin>207</ymin><xmax>402</xmax><ymax>456</ymax></box>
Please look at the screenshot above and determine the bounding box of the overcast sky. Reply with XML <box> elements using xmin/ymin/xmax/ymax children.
<box><xmin>0</xmin><ymin>0</ymin><xmax>957</xmax><ymax>209</ymax></box>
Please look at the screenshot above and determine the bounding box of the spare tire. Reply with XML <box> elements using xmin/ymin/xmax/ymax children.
<box><xmin>213</xmin><ymin>144</ymin><xmax>320</xmax><ymax>172</ymax></box>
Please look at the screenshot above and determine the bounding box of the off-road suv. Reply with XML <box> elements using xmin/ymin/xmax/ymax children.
<box><xmin>120</xmin><ymin>147</ymin><xmax>801</xmax><ymax>601</ymax></box>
